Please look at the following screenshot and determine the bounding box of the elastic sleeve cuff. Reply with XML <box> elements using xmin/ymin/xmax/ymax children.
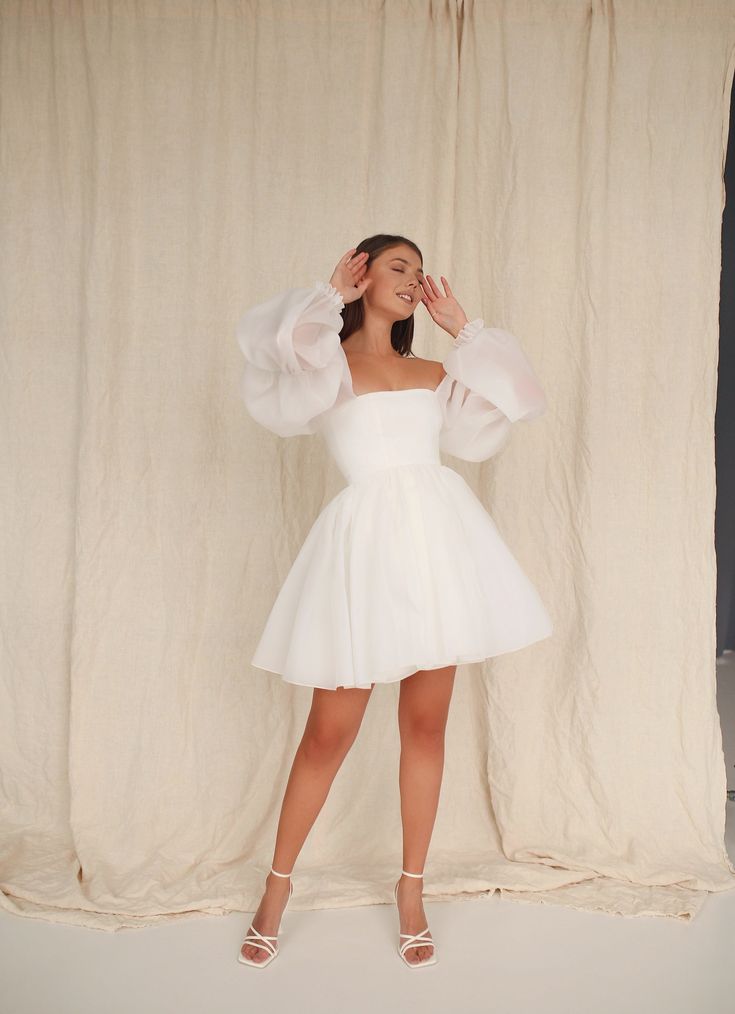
<box><xmin>312</xmin><ymin>280</ymin><xmax>346</xmax><ymax>311</ymax></box>
<box><xmin>453</xmin><ymin>317</ymin><xmax>485</xmax><ymax>346</ymax></box>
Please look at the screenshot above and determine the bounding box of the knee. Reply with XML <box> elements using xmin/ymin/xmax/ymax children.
<box><xmin>301</xmin><ymin>723</ymin><xmax>358</xmax><ymax>763</ymax></box>
<box><xmin>399</xmin><ymin>718</ymin><xmax>447</xmax><ymax>750</ymax></box>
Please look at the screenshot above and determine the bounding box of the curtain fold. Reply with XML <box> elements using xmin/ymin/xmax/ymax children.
<box><xmin>1</xmin><ymin>0</ymin><xmax>735</xmax><ymax>929</ymax></box>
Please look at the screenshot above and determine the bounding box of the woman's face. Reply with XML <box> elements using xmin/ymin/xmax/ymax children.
<box><xmin>362</xmin><ymin>244</ymin><xmax>424</xmax><ymax>319</ymax></box>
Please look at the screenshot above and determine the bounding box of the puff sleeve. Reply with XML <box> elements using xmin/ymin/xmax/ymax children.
<box><xmin>235</xmin><ymin>280</ymin><xmax>351</xmax><ymax>437</ymax></box>
<box><xmin>437</xmin><ymin>317</ymin><xmax>548</xmax><ymax>462</ymax></box>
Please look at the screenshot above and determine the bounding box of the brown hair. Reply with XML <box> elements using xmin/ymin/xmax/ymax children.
<box><xmin>338</xmin><ymin>234</ymin><xmax>424</xmax><ymax>357</ymax></box>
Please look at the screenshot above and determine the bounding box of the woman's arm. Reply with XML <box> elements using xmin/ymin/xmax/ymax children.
<box><xmin>436</xmin><ymin>318</ymin><xmax>548</xmax><ymax>462</ymax></box>
<box><xmin>235</xmin><ymin>281</ymin><xmax>350</xmax><ymax>437</ymax></box>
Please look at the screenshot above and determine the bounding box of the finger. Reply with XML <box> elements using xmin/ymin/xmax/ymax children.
<box><xmin>415</xmin><ymin>275</ymin><xmax>433</xmax><ymax>298</ymax></box>
<box><xmin>441</xmin><ymin>275</ymin><xmax>453</xmax><ymax>296</ymax></box>
<box><xmin>424</xmin><ymin>274</ymin><xmax>443</xmax><ymax>299</ymax></box>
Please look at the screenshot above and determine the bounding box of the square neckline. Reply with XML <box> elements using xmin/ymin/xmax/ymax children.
<box><xmin>337</xmin><ymin>342</ymin><xmax>450</xmax><ymax>401</ymax></box>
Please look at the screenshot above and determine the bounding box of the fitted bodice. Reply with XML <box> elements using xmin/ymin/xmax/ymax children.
<box><xmin>317</xmin><ymin>388</ymin><xmax>443</xmax><ymax>484</ymax></box>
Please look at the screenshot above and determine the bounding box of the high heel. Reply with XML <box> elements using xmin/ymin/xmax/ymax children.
<box><xmin>393</xmin><ymin>869</ymin><xmax>438</xmax><ymax>968</ymax></box>
<box><xmin>238</xmin><ymin>866</ymin><xmax>293</xmax><ymax>968</ymax></box>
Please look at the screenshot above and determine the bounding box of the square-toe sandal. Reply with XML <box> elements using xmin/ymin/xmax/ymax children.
<box><xmin>393</xmin><ymin>869</ymin><xmax>438</xmax><ymax>968</ymax></box>
<box><xmin>238</xmin><ymin>866</ymin><xmax>293</xmax><ymax>968</ymax></box>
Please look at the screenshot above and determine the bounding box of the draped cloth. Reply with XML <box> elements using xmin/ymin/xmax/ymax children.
<box><xmin>2</xmin><ymin>0</ymin><xmax>735</xmax><ymax>929</ymax></box>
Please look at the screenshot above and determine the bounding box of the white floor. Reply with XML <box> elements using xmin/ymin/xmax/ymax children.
<box><xmin>3</xmin><ymin>653</ymin><xmax>735</xmax><ymax>1014</ymax></box>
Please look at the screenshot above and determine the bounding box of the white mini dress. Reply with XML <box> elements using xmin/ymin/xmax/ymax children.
<box><xmin>236</xmin><ymin>280</ymin><xmax>553</xmax><ymax>690</ymax></box>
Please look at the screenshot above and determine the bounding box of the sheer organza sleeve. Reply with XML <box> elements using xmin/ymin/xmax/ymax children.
<box><xmin>235</xmin><ymin>280</ymin><xmax>351</xmax><ymax>437</ymax></box>
<box><xmin>436</xmin><ymin>318</ymin><xmax>548</xmax><ymax>462</ymax></box>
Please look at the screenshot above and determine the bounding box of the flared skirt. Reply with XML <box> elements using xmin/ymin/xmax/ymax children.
<box><xmin>250</xmin><ymin>463</ymin><xmax>553</xmax><ymax>690</ymax></box>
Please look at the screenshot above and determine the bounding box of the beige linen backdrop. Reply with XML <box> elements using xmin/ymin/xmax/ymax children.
<box><xmin>2</xmin><ymin>0</ymin><xmax>735</xmax><ymax>932</ymax></box>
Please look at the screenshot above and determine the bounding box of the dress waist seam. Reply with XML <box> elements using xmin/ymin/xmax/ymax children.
<box><xmin>345</xmin><ymin>460</ymin><xmax>444</xmax><ymax>487</ymax></box>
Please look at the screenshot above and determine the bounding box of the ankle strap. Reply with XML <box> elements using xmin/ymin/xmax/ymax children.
<box><xmin>401</xmin><ymin>869</ymin><xmax>424</xmax><ymax>878</ymax></box>
<box><xmin>270</xmin><ymin>866</ymin><xmax>292</xmax><ymax>878</ymax></box>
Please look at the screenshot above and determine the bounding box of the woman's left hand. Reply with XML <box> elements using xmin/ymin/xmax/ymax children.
<box><xmin>419</xmin><ymin>275</ymin><xmax>470</xmax><ymax>339</ymax></box>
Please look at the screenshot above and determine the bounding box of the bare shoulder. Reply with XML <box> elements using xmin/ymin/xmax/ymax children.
<box><xmin>412</xmin><ymin>355</ymin><xmax>447</xmax><ymax>385</ymax></box>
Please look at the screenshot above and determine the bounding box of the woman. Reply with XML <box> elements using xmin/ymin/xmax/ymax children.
<box><xmin>235</xmin><ymin>234</ymin><xmax>553</xmax><ymax>968</ymax></box>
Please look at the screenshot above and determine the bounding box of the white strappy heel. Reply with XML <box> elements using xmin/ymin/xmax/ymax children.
<box><xmin>238</xmin><ymin>867</ymin><xmax>293</xmax><ymax>968</ymax></box>
<box><xmin>393</xmin><ymin>869</ymin><xmax>438</xmax><ymax>967</ymax></box>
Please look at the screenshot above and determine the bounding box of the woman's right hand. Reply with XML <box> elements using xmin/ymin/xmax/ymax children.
<box><xmin>329</xmin><ymin>249</ymin><xmax>372</xmax><ymax>304</ymax></box>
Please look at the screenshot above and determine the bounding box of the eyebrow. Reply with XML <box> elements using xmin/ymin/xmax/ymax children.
<box><xmin>390</xmin><ymin>257</ymin><xmax>424</xmax><ymax>276</ymax></box>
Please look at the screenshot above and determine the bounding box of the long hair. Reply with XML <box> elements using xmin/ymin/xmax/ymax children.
<box><xmin>338</xmin><ymin>234</ymin><xmax>424</xmax><ymax>357</ymax></box>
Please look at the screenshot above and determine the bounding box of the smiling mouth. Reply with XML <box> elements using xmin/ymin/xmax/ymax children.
<box><xmin>396</xmin><ymin>293</ymin><xmax>414</xmax><ymax>304</ymax></box>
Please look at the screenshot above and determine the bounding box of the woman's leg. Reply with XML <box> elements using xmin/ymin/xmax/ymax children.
<box><xmin>241</xmin><ymin>682</ymin><xmax>375</xmax><ymax>963</ymax></box>
<box><xmin>396</xmin><ymin>665</ymin><xmax>456</xmax><ymax>964</ymax></box>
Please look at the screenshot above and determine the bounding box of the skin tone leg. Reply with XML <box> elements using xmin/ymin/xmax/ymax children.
<box><xmin>396</xmin><ymin>664</ymin><xmax>457</xmax><ymax>964</ymax></box>
<box><xmin>241</xmin><ymin>682</ymin><xmax>375</xmax><ymax>963</ymax></box>
<box><xmin>241</xmin><ymin>665</ymin><xmax>455</xmax><ymax>965</ymax></box>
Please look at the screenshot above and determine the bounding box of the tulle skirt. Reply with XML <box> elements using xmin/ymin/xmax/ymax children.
<box><xmin>250</xmin><ymin>463</ymin><xmax>553</xmax><ymax>690</ymax></box>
